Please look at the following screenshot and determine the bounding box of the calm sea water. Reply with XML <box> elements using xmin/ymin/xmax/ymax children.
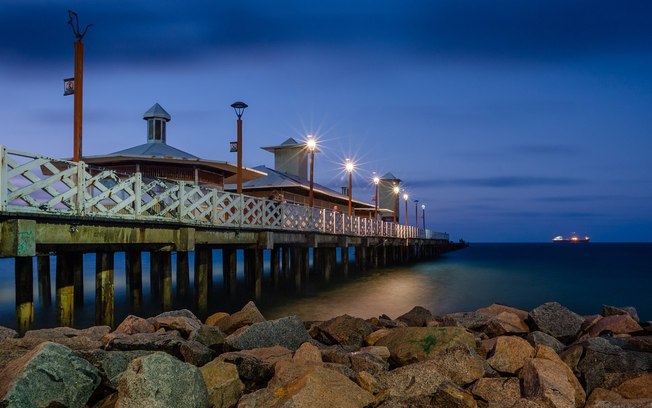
<box><xmin>0</xmin><ymin>243</ymin><xmax>650</xmax><ymax>330</ymax></box>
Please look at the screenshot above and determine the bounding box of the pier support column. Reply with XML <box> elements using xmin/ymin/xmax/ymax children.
<box><xmin>270</xmin><ymin>247</ymin><xmax>280</xmax><ymax>287</ymax></box>
<box><xmin>72</xmin><ymin>252</ymin><xmax>84</xmax><ymax>307</ymax></box>
<box><xmin>282</xmin><ymin>246</ymin><xmax>290</xmax><ymax>279</ymax></box>
<box><xmin>194</xmin><ymin>247</ymin><xmax>210</xmax><ymax>315</ymax></box>
<box><xmin>254</xmin><ymin>249</ymin><xmax>263</xmax><ymax>300</ymax></box>
<box><xmin>125</xmin><ymin>250</ymin><xmax>142</xmax><ymax>309</ymax></box>
<box><xmin>15</xmin><ymin>257</ymin><xmax>34</xmax><ymax>333</ymax></box>
<box><xmin>303</xmin><ymin>247</ymin><xmax>310</xmax><ymax>281</ymax></box>
<box><xmin>159</xmin><ymin>251</ymin><xmax>172</xmax><ymax>311</ymax></box>
<box><xmin>290</xmin><ymin>246</ymin><xmax>302</xmax><ymax>287</ymax></box>
<box><xmin>222</xmin><ymin>247</ymin><xmax>237</xmax><ymax>294</ymax></box>
<box><xmin>150</xmin><ymin>251</ymin><xmax>161</xmax><ymax>298</ymax></box>
<box><xmin>244</xmin><ymin>249</ymin><xmax>254</xmax><ymax>288</ymax></box>
<box><xmin>176</xmin><ymin>251</ymin><xmax>190</xmax><ymax>299</ymax></box>
<box><xmin>95</xmin><ymin>251</ymin><xmax>114</xmax><ymax>327</ymax></box>
<box><xmin>341</xmin><ymin>247</ymin><xmax>349</xmax><ymax>276</ymax></box>
<box><xmin>56</xmin><ymin>253</ymin><xmax>75</xmax><ymax>327</ymax></box>
<box><xmin>37</xmin><ymin>255</ymin><xmax>51</xmax><ymax>307</ymax></box>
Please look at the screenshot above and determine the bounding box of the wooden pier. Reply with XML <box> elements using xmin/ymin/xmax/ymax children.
<box><xmin>0</xmin><ymin>146</ymin><xmax>463</xmax><ymax>331</ymax></box>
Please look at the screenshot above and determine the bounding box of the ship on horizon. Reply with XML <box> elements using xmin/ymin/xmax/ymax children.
<box><xmin>552</xmin><ymin>233</ymin><xmax>590</xmax><ymax>243</ymax></box>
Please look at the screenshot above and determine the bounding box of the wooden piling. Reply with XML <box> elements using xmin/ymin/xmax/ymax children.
<box><xmin>282</xmin><ymin>246</ymin><xmax>290</xmax><ymax>278</ymax></box>
<box><xmin>222</xmin><ymin>247</ymin><xmax>237</xmax><ymax>294</ymax></box>
<box><xmin>125</xmin><ymin>250</ymin><xmax>142</xmax><ymax>309</ymax></box>
<box><xmin>56</xmin><ymin>253</ymin><xmax>75</xmax><ymax>327</ymax></box>
<box><xmin>15</xmin><ymin>256</ymin><xmax>34</xmax><ymax>333</ymax></box>
<box><xmin>95</xmin><ymin>251</ymin><xmax>114</xmax><ymax>327</ymax></box>
<box><xmin>341</xmin><ymin>246</ymin><xmax>349</xmax><ymax>276</ymax></box>
<box><xmin>72</xmin><ymin>252</ymin><xmax>84</xmax><ymax>307</ymax></box>
<box><xmin>194</xmin><ymin>247</ymin><xmax>209</xmax><ymax>314</ymax></box>
<box><xmin>150</xmin><ymin>251</ymin><xmax>161</xmax><ymax>298</ymax></box>
<box><xmin>270</xmin><ymin>247</ymin><xmax>280</xmax><ymax>287</ymax></box>
<box><xmin>160</xmin><ymin>251</ymin><xmax>172</xmax><ymax>311</ymax></box>
<box><xmin>37</xmin><ymin>255</ymin><xmax>51</xmax><ymax>307</ymax></box>
<box><xmin>176</xmin><ymin>251</ymin><xmax>189</xmax><ymax>298</ymax></box>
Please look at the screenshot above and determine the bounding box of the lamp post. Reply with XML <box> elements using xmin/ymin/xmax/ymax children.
<box><xmin>307</xmin><ymin>136</ymin><xmax>316</xmax><ymax>207</ymax></box>
<box><xmin>393</xmin><ymin>185</ymin><xmax>400</xmax><ymax>223</ymax></box>
<box><xmin>403</xmin><ymin>193</ymin><xmax>409</xmax><ymax>226</ymax></box>
<box><xmin>231</xmin><ymin>101</ymin><xmax>248</xmax><ymax>194</ymax></box>
<box><xmin>421</xmin><ymin>204</ymin><xmax>426</xmax><ymax>230</ymax></box>
<box><xmin>373</xmin><ymin>175</ymin><xmax>380</xmax><ymax>221</ymax></box>
<box><xmin>67</xmin><ymin>11</ymin><xmax>92</xmax><ymax>162</ymax></box>
<box><xmin>345</xmin><ymin>160</ymin><xmax>354</xmax><ymax>216</ymax></box>
<box><xmin>414</xmin><ymin>199</ymin><xmax>419</xmax><ymax>229</ymax></box>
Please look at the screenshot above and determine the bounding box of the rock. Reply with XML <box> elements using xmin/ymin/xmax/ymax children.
<box><xmin>151</xmin><ymin>313</ymin><xmax>202</xmax><ymax>338</ymax></box>
<box><xmin>23</xmin><ymin>325</ymin><xmax>111</xmax><ymax>350</ymax></box>
<box><xmin>237</xmin><ymin>359</ymin><xmax>373</xmax><ymax>408</ymax></box>
<box><xmin>376</xmin><ymin>359</ymin><xmax>449</xmax><ymax>397</ymax></box>
<box><xmin>587</xmin><ymin>315</ymin><xmax>643</xmax><ymax>337</ymax></box>
<box><xmin>433</xmin><ymin>381</ymin><xmax>478</xmax><ymax>408</ymax></box>
<box><xmin>529</xmin><ymin>302</ymin><xmax>584</xmax><ymax>342</ymax></box>
<box><xmin>115</xmin><ymin>352</ymin><xmax>208</xmax><ymax>407</ymax></box>
<box><xmin>200</xmin><ymin>360</ymin><xmax>244</xmax><ymax>408</ymax></box>
<box><xmin>520</xmin><ymin>345</ymin><xmax>587</xmax><ymax>408</ymax></box>
<box><xmin>527</xmin><ymin>330</ymin><xmax>565</xmax><ymax>353</ymax></box>
<box><xmin>577</xmin><ymin>337</ymin><xmax>652</xmax><ymax>394</ymax></box>
<box><xmin>114</xmin><ymin>315</ymin><xmax>156</xmax><ymax>335</ymax></box>
<box><xmin>180</xmin><ymin>340</ymin><xmax>214</xmax><ymax>366</ymax></box>
<box><xmin>485</xmin><ymin>311</ymin><xmax>530</xmax><ymax>337</ymax></box>
<box><xmin>226</xmin><ymin>315</ymin><xmax>311</xmax><ymax>351</ymax></box>
<box><xmin>486</xmin><ymin>335</ymin><xmax>534</xmax><ymax>374</ymax></box>
<box><xmin>189</xmin><ymin>324</ymin><xmax>226</xmax><ymax>352</ymax></box>
<box><xmin>442</xmin><ymin>311</ymin><xmax>490</xmax><ymax>330</ymax></box>
<box><xmin>374</xmin><ymin>326</ymin><xmax>476</xmax><ymax>367</ymax></box>
<box><xmin>294</xmin><ymin>342</ymin><xmax>322</xmax><ymax>363</ymax></box>
<box><xmin>613</xmin><ymin>373</ymin><xmax>652</xmax><ymax>399</ymax></box>
<box><xmin>511</xmin><ymin>399</ymin><xmax>547</xmax><ymax>408</ymax></box>
<box><xmin>349</xmin><ymin>351</ymin><xmax>389</xmax><ymax>375</ymax></box>
<box><xmin>396</xmin><ymin>306</ymin><xmax>434</xmax><ymax>327</ymax></box>
<box><xmin>0</xmin><ymin>342</ymin><xmax>101</xmax><ymax>408</ymax></box>
<box><xmin>219</xmin><ymin>346</ymin><xmax>293</xmax><ymax>390</ymax></box>
<box><xmin>312</xmin><ymin>314</ymin><xmax>373</xmax><ymax>348</ymax></box>
<box><xmin>76</xmin><ymin>349</ymin><xmax>153</xmax><ymax>388</ymax></box>
<box><xmin>602</xmin><ymin>305</ymin><xmax>640</xmax><ymax>323</ymax></box>
<box><xmin>619</xmin><ymin>335</ymin><xmax>652</xmax><ymax>353</ymax></box>
<box><xmin>359</xmin><ymin>345</ymin><xmax>390</xmax><ymax>361</ymax></box>
<box><xmin>478</xmin><ymin>337</ymin><xmax>498</xmax><ymax>358</ymax></box>
<box><xmin>560</xmin><ymin>344</ymin><xmax>583</xmax><ymax>375</ymax></box>
<box><xmin>105</xmin><ymin>331</ymin><xmax>212</xmax><ymax>366</ymax></box>
<box><xmin>0</xmin><ymin>326</ymin><xmax>18</xmax><ymax>340</ymax></box>
<box><xmin>376</xmin><ymin>394</ymin><xmax>440</xmax><ymax>408</ymax></box>
<box><xmin>476</xmin><ymin>303</ymin><xmax>529</xmax><ymax>320</ymax></box>
<box><xmin>206</xmin><ymin>312</ymin><xmax>230</xmax><ymax>327</ymax></box>
<box><xmin>215</xmin><ymin>301</ymin><xmax>265</xmax><ymax>335</ymax></box>
<box><xmin>356</xmin><ymin>371</ymin><xmax>380</xmax><ymax>394</ymax></box>
<box><xmin>472</xmin><ymin>377</ymin><xmax>521</xmax><ymax>406</ymax></box>
<box><xmin>365</xmin><ymin>329</ymin><xmax>391</xmax><ymax>346</ymax></box>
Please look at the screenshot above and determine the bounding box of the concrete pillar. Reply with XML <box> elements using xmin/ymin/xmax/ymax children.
<box><xmin>270</xmin><ymin>247</ymin><xmax>280</xmax><ymax>287</ymax></box>
<box><xmin>72</xmin><ymin>252</ymin><xmax>84</xmax><ymax>307</ymax></box>
<box><xmin>56</xmin><ymin>253</ymin><xmax>75</xmax><ymax>327</ymax></box>
<box><xmin>15</xmin><ymin>257</ymin><xmax>34</xmax><ymax>333</ymax></box>
<box><xmin>222</xmin><ymin>247</ymin><xmax>237</xmax><ymax>294</ymax></box>
<box><xmin>194</xmin><ymin>247</ymin><xmax>210</xmax><ymax>315</ymax></box>
<box><xmin>176</xmin><ymin>251</ymin><xmax>190</xmax><ymax>299</ymax></box>
<box><xmin>37</xmin><ymin>255</ymin><xmax>51</xmax><ymax>307</ymax></box>
<box><xmin>125</xmin><ymin>250</ymin><xmax>143</xmax><ymax>309</ymax></box>
<box><xmin>95</xmin><ymin>251</ymin><xmax>114</xmax><ymax>327</ymax></box>
<box><xmin>160</xmin><ymin>251</ymin><xmax>172</xmax><ymax>311</ymax></box>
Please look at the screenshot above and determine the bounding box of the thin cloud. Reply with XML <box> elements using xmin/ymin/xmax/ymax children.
<box><xmin>410</xmin><ymin>176</ymin><xmax>584</xmax><ymax>189</ymax></box>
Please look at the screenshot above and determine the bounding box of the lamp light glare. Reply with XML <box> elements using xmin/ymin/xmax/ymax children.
<box><xmin>393</xmin><ymin>185</ymin><xmax>400</xmax><ymax>194</ymax></box>
<box><xmin>403</xmin><ymin>193</ymin><xmax>409</xmax><ymax>201</ymax></box>
<box><xmin>373</xmin><ymin>176</ymin><xmax>380</xmax><ymax>185</ymax></box>
<box><xmin>345</xmin><ymin>160</ymin><xmax>354</xmax><ymax>173</ymax></box>
<box><xmin>306</xmin><ymin>136</ymin><xmax>316</xmax><ymax>151</ymax></box>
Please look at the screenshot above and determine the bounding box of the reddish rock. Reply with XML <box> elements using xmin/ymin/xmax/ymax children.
<box><xmin>434</xmin><ymin>381</ymin><xmax>478</xmax><ymax>408</ymax></box>
<box><xmin>313</xmin><ymin>314</ymin><xmax>373</xmax><ymax>349</ymax></box>
<box><xmin>472</xmin><ymin>377</ymin><xmax>521</xmax><ymax>406</ymax></box>
<box><xmin>613</xmin><ymin>373</ymin><xmax>652</xmax><ymax>399</ymax></box>
<box><xmin>587</xmin><ymin>315</ymin><xmax>643</xmax><ymax>337</ymax></box>
<box><xmin>365</xmin><ymin>329</ymin><xmax>391</xmax><ymax>346</ymax></box>
<box><xmin>152</xmin><ymin>315</ymin><xmax>202</xmax><ymax>338</ymax></box>
<box><xmin>476</xmin><ymin>303</ymin><xmax>529</xmax><ymax>320</ymax></box>
<box><xmin>114</xmin><ymin>315</ymin><xmax>156</xmax><ymax>335</ymax></box>
<box><xmin>396</xmin><ymin>306</ymin><xmax>435</xmax><ymax>327</ymax></box>
<box><xmin>486</xmin><ymin>336</ymin><xmax>534</xmax><ymax>374</ymax></box>
<box><xmin>428</xmin><ymin>344</ymin><xmax>492</xmax><ymax>386</ymax></box>
<box><xmin>293</xmin><ymin>342</ymin><xmax>322</xmax><ymax>363</ymax></box>
<box><xmin>205</xmin><ymin>312</ymin><xmax>229</xmax><ymax>327</ymax></box>
<box><xmin>602</xmin><ymin>305</ymin><xmax>640</xmax><ymax>322</ymax></box>
<box><xmin>214</xmin><ymin>301</ymin><xmax>265</xmax><ymax>335</ymax></box>
<box><xmin>484</xmin><ymin>311</ymin><xmax>529</xmax><ymax>337</ymax></box>
<box><xmin>218</xmin><ymin>346</ymin><xmax>292</xmax><ymax>390</ymax></box>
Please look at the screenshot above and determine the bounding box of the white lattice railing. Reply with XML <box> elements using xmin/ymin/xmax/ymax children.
<box><xmin>0</xmin><ymin>146</ymin><xmax>449</xmax><ymax>241</ymax></box>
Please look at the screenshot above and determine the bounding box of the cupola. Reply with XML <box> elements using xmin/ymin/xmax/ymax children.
<box><xmin>143</xmin><ymin>103</ymin><xmax>171</xmax><ymax>144</ymax></box>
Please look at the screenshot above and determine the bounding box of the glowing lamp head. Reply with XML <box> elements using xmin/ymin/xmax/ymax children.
<box><xmin>345</xmin><ymin>160</ymin><xmax>354</xmax><ymax>173</ymax></box>
<box><xmin>403</xmin><ymin>193</ymin><xmax>409</xmax><ymax>201</ymax></box>
<box><xmin>393</xmin><ymin>185</ymin><xmax>400</xmax><ymax>194</ymax></box>
<box><xmin>421</xmin><ymin>204</ymin><xmax>426</xmax><ymax>210</ymax></box>
<box><xmin>373</xmin><ymin>176</ymin><xmax>380</xmax><ymax>185</ymax></box>
<box><xmin>306</xmin><ymin>136</ymin><xmax>316</xmax><ymax>152</ymax></box>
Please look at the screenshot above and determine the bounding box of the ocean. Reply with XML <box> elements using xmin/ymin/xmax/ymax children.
<box><xmin>0</xmin><ymin>243</ymin><xmax>650</xmax><ymax>330</ymax></box>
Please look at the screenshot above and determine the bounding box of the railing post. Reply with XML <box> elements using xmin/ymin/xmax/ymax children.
<box><xmin>210</xmin><ymin>188</ymin><xmax>218</xmax><ymax>225</ymax></box>
<box><xmin>76</xmin><ymin>161</ymin><xmax>86</xmax><ymax>216</ymax></box>
<box><xmin>239</xmin><ymin>194</ymin><xmax>244</xmax><ymax>228</ymax></box>
<box><xmin>0</xmin><ymin>146</ymin><xmax>7</xmax><ymax>212</ymax></box>
<box><xmin>322</xmin><ymin>209</ymin><xmax>326</xmax><ymax>233</ymax></box>
<box><xmin>177</xmin><ymin>181</ymin><xmax>185</xmax><ymax>221</ymax></box>
<box><xmin>134</xmin><ymin>173</ymin><xmax>142</xmax><ymax>219</ymax></box>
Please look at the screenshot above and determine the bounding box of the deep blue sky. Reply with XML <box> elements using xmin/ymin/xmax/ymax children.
<box><xmin>1</xmin><ymin>1</ymin><xmax>651</xmax><ymax>242</ymax></box>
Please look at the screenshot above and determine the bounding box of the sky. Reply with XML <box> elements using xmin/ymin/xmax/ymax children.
<box><xmin>1</xmin><ymin>0</ymin><xmax>651</xmax><ymax>242</ymax></box>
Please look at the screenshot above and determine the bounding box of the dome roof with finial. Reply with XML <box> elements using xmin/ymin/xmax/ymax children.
<box><xmin>143</xmin><ymin>103</ymin><xmax>171</xmax><ymax>121</ymax></box>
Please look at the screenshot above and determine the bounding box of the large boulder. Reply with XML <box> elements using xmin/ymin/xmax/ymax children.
<box><xmin>189</xmin><ymin>325</ymin><xmax>226</xmax><ymax>352</ymax></box>
<box><xmin>311</xmin><ymin>314</ymin><xmax>373</xmax><ymax>348</ymax></box>
<box><xmin>602</xmin><ymin>305</ymin><xmax>640</xmax><ymax>322</ymax></box>
<box><xmin>396</xmin><ymin>306</ymin><xmax>435</xmax><ymax>327</ymax></box>
<box><xmin>76</xmin><ymin>349</ymin><xmax>153</xmax><ymax>387</ymax></box>
<box><xmin>0</xmin><ymin>341</ymin><xmax>101</xmax><ymax>408</ymax></box>
<box><xmin>529</xmin><ymin>302</ymin><xmax>584</xmax><ymax>342</ymax></box>
<box><xmin>442</xmin><ymin>311</ymin><xmax>490</xmax><ymax>330</ymax></box>
<box><xmin>427</xmin><ymin>344</ymin><xmax>493</xmax><ymax>386</ymax></box>
<box><xmin>613</xmin><ymin>373</ymin><xmax>652</xmax><ymax>399</ymax></box>
<box><xmin>149</xmin><ymin>309</ymin><xmax>202</xmax><ymax>338</ymax></box>
<box><xmin>113</xmin><ymin>315</ymin><xmax>156</xmax><ymax>335</ymax></box>
<box><xmin>213</xmin><ymin>301</ymin><xmax>265</xmax><ymax>335</ymax></box>
<box><xmin>0</xmin><ymin>326</ymin><xmax>18</xmax><ymax>341</ymax></box>
<box><xmin>433</xmin><ymin>381</ymin><xmax>478</xmax><ymax>408</ymax></box>
<box><xmin>486</xmin><ymin>335</ymin><xmax>534</xmax><ymax>374</ymax></box>
<box><xmin>520</xmin><ymin>356</ymin><xmax>586</xmax><ymax>408</ymax></box>
<box><xmin>200</xmin><ymin>360</ymin><xmax>244</xmax><ymax>408</ymax></box>
<box><xmin>218</xmin><ymin>346</ymin><xmax>293</xmax><ymax>390</ymax></box>
<box><xmin>472</xmin><ymin>377</ymin><xmax>522</xmax><ymax>406</ymax></box>
<box><xmin>22</xmin><ymin>325</ymin><xmax>111</xmax><ymax>350</ymax></box>
<box><xmin>484</xmin><ymin>311</ymin><xmax>530</xmax><ymax>337</ymax></box>
<box><xmin>527</xmin><ymin>330</ymin><xmax>565</xmax><ymax>353</ymax></box>
<box><xmin>476</xmin><ymin>303</ymin><xmax>529</xmax><ymax>320</ymax></box>
<box><xmin>237</xmin><ymin>359</ymin><xmax>373</xmax><ymax>408</ymax></box>
<box><xmin>586</xmin><ymin>315</ymin><xmax>643</xmax><ymax>337</ymax></box>
<box><xmin>115</xmin><ymin>352</ymin><xmax>208</xmax><ymax>407</ymax></box>
<box><xmin>226</xmin><ymin>315</ymin><xmax>311</xmax><ymax>351</ymax></box>
<box><xmin>374</xmin><ymin>326</ymin><xmax>476</xmax><ymax>367</ymax></box>
<box><xmin>105</xmin><ymin>331</ymin><xmax>212</xmax><ymax>366</ymax></box>
<box><xmin>376</xmin><ymin>359</ymin><xmax>449</xmax><ymax>398</ymax></box>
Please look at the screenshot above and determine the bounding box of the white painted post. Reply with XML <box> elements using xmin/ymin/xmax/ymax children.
<box><xmin>134</xmin><ymin>173</ymin><xmax>142</xmax><ymax>219</ymax></box>
<box><xmin>239</xmin><ymin>194</ymin><xmax>243</xmax><ymax>228</ymax></box>
<box><xmin>76</xmin><ymin>161</ymin><xmax>86</xmax><ymax>215</ymax></box>
<box><xmin>177</xmin><ymin>181</ymin><xmax>185</xmax><ymax>221</ymax></box>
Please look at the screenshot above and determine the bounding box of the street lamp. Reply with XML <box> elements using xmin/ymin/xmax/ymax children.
<box><xmin>393</xmin><ymin>184</ymin><xmax>400</xmax><ymax>223</ymax></box>
<box><xmin>373</xmin><ymin>175</ymin><xmax>380</xmax><ymax>221</ymax></box>
<box><xmin>231</xmin><ymin>101</ymin><xmax>248</xmax><ymax>194</ymax></box>
<box><xmin>421</xmin><ymin>204</ymin><xmax>426</xmax><ymax>230</ymax></box>
<box><xmin>414</xmin><ymin>199</ymin><xmax>419</xmax><ymax>229</ymax></box>
<box><xmin>307</xmin><ymin>136</ymin><xmax>316</xmax><ymax>207</ymax></box>
<box><xmin>345</xmin><ymin>159</ymin><xmax>354</xmax><ymax>216</ymax></box>
<box><xmin>403</xmin><ymin>193</ymin><xmax>409</xmax><ymax>226</ymax></box>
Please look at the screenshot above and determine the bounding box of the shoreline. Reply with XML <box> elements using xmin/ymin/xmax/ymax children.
<box><xmin>1</xmin><ymin>301</ymin><xmax>651</xmax><ymax>407</ymax></box>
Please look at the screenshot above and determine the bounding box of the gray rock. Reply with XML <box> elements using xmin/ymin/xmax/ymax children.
<box><xmin>527</xmin><ymin>330</ymin><xmax>566</xmax><ymax>353</ymax></box>
<box><xmin>22</xmin><ymin>325</ymin><xmax>111</xmax><ymax>350</ymax></box>
<box><xmin>312</xmin><ymin>314</ymin><xmax>373</xmax><ymax>349</ymax></box>
<box><xmin>115</xmin><ymin>352</ymin><xmax>208</xmax><ymax>408</ymax></box>
<box><xmin>218</xmin><ymin>346</ymin><xmax>293</xmax><ymax>390</ymax></box>
<box><xmin>189</xmin><ymin>324</ymin><xmax>226</xmax><ymax>352</ymax></box>
<box><xmin>442</xmin><ymin>311</ymin><xmax>490</xmax><ymax>330</ymax></box>
<box><xmin>396</xmin><ymin>306</ymin><xmax>435</xmax><ymax>327</ymax></box>
<box><xmin>577</xmin><ymin>337</ymin><xmax>652</xmax><ymax>394</ymax></box>
<box><xmin>529</xmin><ymin>302</ymin><xmax>584</xmax><ymax>342</ymax></box>
<box><xmin>602</xmin><ymin>305</ymin><xmax>640</xmax><ymax>322</ymax></box>
<box><xmin>0</xmin><ymin>341</ymin><xmax>101</xmax><ymax>408</ymax></box>
<box><xmin>430</xmin><ymin>344</ymin><xmax>496</xmax><ymax>386</ymax></box>
<box><xmin>148</xmin><ymin>309</ymin><xmax>202</xmax><ymax>338</ymax></box>
<box><xmin>76</xmin><ymin>349</ymin><xmax>154</xmax><ymax>387</ymax></box>
<box><xmin>0</xmin><ymin>326</ymin><xmax>18</xmax><ymax>341</ymax></box>
<box><xmin>105</xmin><ymin>331</ymin><xmax>212</xmax><ymax>366</ymax></box>
<box><xmin>226</xmin><ymin>315</ymin><xmax>311</xmax><ymax>351</ymax></box>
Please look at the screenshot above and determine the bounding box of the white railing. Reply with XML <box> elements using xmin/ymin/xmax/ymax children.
<box><xmin>0</xmin><ymin>146</ymin><xmax>449</xmax><ymax>241</ymax></box>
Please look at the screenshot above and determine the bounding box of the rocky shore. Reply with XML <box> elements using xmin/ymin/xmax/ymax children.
<box><xmin>0</xmin><ymin>301</ymin><xmax>650</xmax><ymax>407</ymax></box>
